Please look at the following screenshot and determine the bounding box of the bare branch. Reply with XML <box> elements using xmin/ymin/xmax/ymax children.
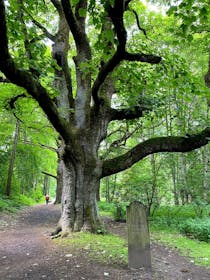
<box><xmin>101</xmin><ymin>127</ymin><xmax>210</xmax><ymax>178</ymax></box>
<box><xmin>42</xmin><ymin>171</ymin><xmax>57</xmax><ymax>179</ymax></box>
<box><xmin>24</xmin><ymin>8</ymin><xmax>55</xmax><ymax>41</ymax></box>
<box><xmin>109</xmin><ymin>123</ymin><xmax>140</xmax><ymax>149</ymax></box>
<box><xmin>129</xmin><ymin>8</ymin><xmax>147</xmax><ymax>37</ymax></box>
<box><xmin>204</xmin><ymin>50</ymin><xmax>210</xmax><ymax>107</ymax></box>
<box><xmin>23</xmin><ymin>140</ymin><xmax>57</xmax><ymax>152</ymax></box>
<box><xmin>92</xmin><ymin>52</ymin><xmax>122</xmax><ymax>106</ymax></box>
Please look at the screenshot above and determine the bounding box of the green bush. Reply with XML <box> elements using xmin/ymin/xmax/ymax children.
<box><xmin>112</xmin><ymin>202</ymin><xmax>128</xmax><ymax>222</ymax></box>
<box><xmin>178</xmin><ymin>218</ymin><xmax>210</xmax><ymax>243</ymax></box>
<box><xmin>153</xmin><ymin>205</ymin><xmax>197</xmax><ymax>219</ymax></box>
<box><xmin>98</xmin><ymin>201</ymin><xmax>115</xmax><ymax>213</ymax></box>
<box><xmin>98</xmin><ymin>201</ymin><xmax>128</xmax><ymax>221</ymax></box>
<box><xmin>150</xmin><ymin>204</ymin><xmax>210</xmax><ymax>234</ymax></box>
<box><xmin>0</xmin><ymin>194</ymin><xmax>36</xmax><ymax>213</ymax></box>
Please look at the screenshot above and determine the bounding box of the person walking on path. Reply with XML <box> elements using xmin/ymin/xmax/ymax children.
<box><xmin>45</xmin><ymin>194</ymin><xmax>50</xmax><ymax>205</ymax></box>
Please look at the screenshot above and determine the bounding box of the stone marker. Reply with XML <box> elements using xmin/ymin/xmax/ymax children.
<box><xmin>127</xmin><ymin>201</ymin><xmax>151</xmax><ymax>269</ymax></box>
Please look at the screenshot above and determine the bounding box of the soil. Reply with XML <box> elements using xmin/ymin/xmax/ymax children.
<box><xmin>0</xmin><ymin>204</ymin><xmax>209</xmax><ymax>280</ymax></box>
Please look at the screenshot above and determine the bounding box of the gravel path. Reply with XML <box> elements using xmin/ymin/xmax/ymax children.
<box><xmin>0</xmin><ymin>204</ymin><xmax>209</xmax><ymax>280</ymax></box>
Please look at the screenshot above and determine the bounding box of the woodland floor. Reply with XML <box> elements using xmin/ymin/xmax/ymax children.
<box><xmin>0</xmin><ymin>204</ymin><xmax>210</xmax><ymax>280</ymax></box>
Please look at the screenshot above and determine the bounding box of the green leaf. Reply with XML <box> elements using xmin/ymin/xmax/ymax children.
<box><xmin>78</xmin><ymin>8</ymin><xmax>86</xmax><ymax>17</ymax></box>
<box><xmin>167</xmin><ymin>6</ymin><xmax>177</xmax><ymax>16</ymax></box>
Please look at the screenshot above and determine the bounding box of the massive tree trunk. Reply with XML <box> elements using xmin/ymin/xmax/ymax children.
<box><xmin>56</xmin><ymin>137</ymin><xmax>105</xmax><ymax>233</ymax></box>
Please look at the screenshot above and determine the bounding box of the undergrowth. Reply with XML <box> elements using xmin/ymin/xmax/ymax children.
<box><xmin>0</xmin><ymin>194</ymin><xmax>42</xmax><ymax>213</ymax></box>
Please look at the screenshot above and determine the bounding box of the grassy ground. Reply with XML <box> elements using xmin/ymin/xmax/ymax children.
<box><xmin>55</xmin><ymin>232</ymin><xmax>128</xmax><ymax>266</ymax></box>
<box><xmin>54</xmin><ymin>224</ymin><xmax>210</xmax><ymax>268</ymax></box>
<box><xmin>151</xmin><ymin>230</ymin><xmax>210</xmax><ymax>267</ymax></box>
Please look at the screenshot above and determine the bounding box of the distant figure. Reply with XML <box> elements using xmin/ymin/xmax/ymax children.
<box><xmin>45</xmin><ymin>194</ymin><xmax>49</xmax><ymax>205</ymax></box>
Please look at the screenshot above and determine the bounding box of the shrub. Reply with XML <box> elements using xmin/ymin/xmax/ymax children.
<box><xmin>178</xmin><ymin>218</ymin><xmax>210</xmax><ymax>243</ymax></box>
<box><xmin>112</xmin><ymin>202</ymin><xmax>128</xmax><ymax>222</ymax></box>
<box><xmin>98</xmin><ymin>201</ymin><xmax>115</xmax><ymax>213</ymax></box>
<box><xmin>0</xmin><ymin>194</ymin><xmax>36</xmax><ymax>213</ymax></box>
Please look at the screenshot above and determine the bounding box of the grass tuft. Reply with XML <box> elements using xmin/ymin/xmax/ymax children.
<box><xmin>55</xmin><ymin>232</ymin><xmax>128</xmax><ymax>266</ymax></box>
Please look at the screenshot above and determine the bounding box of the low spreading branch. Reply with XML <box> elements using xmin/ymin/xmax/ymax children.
<box><xmin>101</xmin><ymin>127</ymin><xmax>210</xmax><ymax>178</ymax></box>
<box><xmin>0</xmin><ymin>0</ymin><xmax>71</xmax><ymax>142</ymax></box>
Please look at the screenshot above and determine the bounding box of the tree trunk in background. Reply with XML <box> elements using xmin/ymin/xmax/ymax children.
<box><xmin>179</xmin><ymin>154</ymin><xmax>188</xmax><ymax>204</ymax></box>
<box><xmin>43</xmin><ymin>174</ymin><xmax>49</xmax><ymax>195</ymax></box>
<box><xmin>6</xmin><ymin>120</ymin><xmax>20</xmax><ymax>196</ymax></box>
<box><xmin>105</xmin><ymin>177</ymin><xmax>110</xmax><ymax>202</ymax></box>
<box><xmin>202</xmin><ymin>145</ymin><xmax>209</xmax><ymax>200</ymax></box>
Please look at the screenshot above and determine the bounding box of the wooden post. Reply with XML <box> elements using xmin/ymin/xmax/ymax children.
<box><xmin>127</xmin><ymin>201</ymin><xmax>151</xmax><ymax>269</ymax></box>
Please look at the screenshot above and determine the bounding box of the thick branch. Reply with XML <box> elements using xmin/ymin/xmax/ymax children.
<box><xmin>204</xmin><ymin>51</ymin><xmax>210</xmax><ymax>107</ymax></box>
<box><xmin>61</xmin><ymin>0</ymin><xmax>89</xmax><ymax>50</ymax></box>
<box><xmin>124</xmin><ymin>52</ymin><xmax>161</xmax><ymax>64</ymax></box>
<box><xmin>51</xmin><ymin>0</ymin><xmax>62</xmax><ymax>11</ymax></box>
<box><xmin>91</xmin><ymin>0</ymin><xmax>161</xmax><ymax>107</ymax></box>
<box><xmin>92</xmin><ymin>52</ymin><xmax>122</xmax><ymax>105</ymax></box>
<box><xmin>101</xmin><ymin>127</ymin><xmax>210</xmax><ymax>178</ymax></box>
<box><xmin>109</xmin><ymin>105</ymin><xmax>148</xmax><ymax>121</ymax></box>
<box><xmin>108</xmin><ymin>0</ymin><xmax>127</xmax><ymax>50</ymax></box>
<box><xmin>0</xmin><ymin>1</ymin><xmax>71</xmax><ymax>141</ymax></box>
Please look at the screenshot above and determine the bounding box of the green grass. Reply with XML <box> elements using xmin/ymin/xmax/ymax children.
<box><xmin>55</xmin><ymin>232</ymin><xmax>128</xmax><ymax>266</ymax></box>
<box><xmin>151</xmin><ymin>230</ymin><xmax>210</xmax><ymax>267</ymax></box>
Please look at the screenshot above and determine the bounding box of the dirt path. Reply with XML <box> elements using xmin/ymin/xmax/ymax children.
<box><xmin>0</xmin><ymin>204</ymin><xmax>209</xmax><ymax>280</ymax></box>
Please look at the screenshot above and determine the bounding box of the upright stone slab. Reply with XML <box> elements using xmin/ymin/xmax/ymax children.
<box><xmin>127</xmin><ymin>201</ymin><xmax>151</xmax><ymax>269</ymax></box>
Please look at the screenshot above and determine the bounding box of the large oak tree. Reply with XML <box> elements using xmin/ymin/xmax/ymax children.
<box><xmin>0</xmin><ymin>0</ymin><xmax>209</xmax><ymax>234</ymax></box>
